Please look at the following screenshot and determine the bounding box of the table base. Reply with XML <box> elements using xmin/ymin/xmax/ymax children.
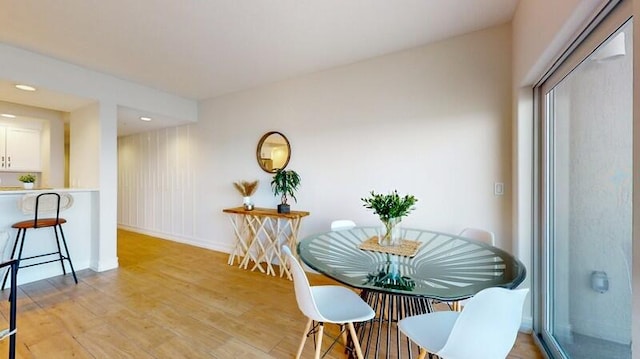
<box><xmin>354</xmin><ymin>290</ymin><xmax>435</xmax><ymax>359</ymax></box>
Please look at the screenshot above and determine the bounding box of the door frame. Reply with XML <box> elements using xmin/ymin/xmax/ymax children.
<box><xmin>533</xmin><ymin>1</ymin><xmax>632</xmax><ymax>357</ymax></box>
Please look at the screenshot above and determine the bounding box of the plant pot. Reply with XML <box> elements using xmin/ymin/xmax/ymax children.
<box><xmin>22</xmin><ymin>182</ymin><xmax>34</xmax><ymax>190</ymax></box>
<box><xmin>277</xmin><ymin>204</ymin><xmax>290</xmax><ymax>214</ymax></box>
<box><xmin>243</xmin><ymin>196</ymin><xmax>254</xmax><ymax>211</ymax></box>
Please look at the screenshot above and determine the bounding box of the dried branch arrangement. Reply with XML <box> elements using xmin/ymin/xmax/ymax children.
<box><xmin>233</xmin><ymin>180</ymin><xmax>259</xmax><ymax>197</ymax></box>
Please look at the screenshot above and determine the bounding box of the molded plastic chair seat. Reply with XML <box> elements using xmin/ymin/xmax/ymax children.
<box><xmin>312</xmin><ymin>286</ymin><xmax>375</xmax><ymax>323</ymax></box>
<box><xmin>399</xmin><ymin>287</ymin><xmax>529</xmax><ymax>359</ymax></box>
<box><xmin>330</xmin><ymin>219</ymin><xmax>356</xmax><ymax>231</ymax></box>
<box><xmin>282</xmin><ymin>245</ymin><xmax>374</xmax><ymax>359</ymax></box>
<box><xmin>400</xmin><ymin>311</ymin><xmax>459</xmax><ymax>354</ymax></box>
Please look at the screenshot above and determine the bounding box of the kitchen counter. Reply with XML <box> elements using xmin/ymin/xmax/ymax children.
<box><xmin>0</xmin><ymin>189</ymin><xmax>98</xmax><ymax>285</ymax></box>
<box><xmin>0</xmin><ymin>187</ymin><xmax>97</xmax><ymax>194</ymax></box>
<box><xmin>0</xmin><ymin>187</ymin><xmax>50</xmax><ymax>192</ymax></box>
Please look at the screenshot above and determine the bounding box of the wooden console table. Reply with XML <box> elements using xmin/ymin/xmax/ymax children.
<box><xmin>222</xmin><ymin>207</ymin><xmax>310</xmax><ymax>280</ymax></box>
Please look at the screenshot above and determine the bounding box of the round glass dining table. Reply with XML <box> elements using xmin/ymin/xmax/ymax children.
<box><xmin>297</xmin><ymin>226</ymin><xmax>526</xmax><ymax>359</ymax></box>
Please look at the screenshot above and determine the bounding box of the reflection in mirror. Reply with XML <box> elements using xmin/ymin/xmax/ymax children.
<box><xmin>257</xmin><ymin>131</ymin><xmax>291</xmax><ymax>173</ymax></box>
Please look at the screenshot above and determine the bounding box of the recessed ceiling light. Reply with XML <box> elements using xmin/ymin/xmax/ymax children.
<box><xmin>1</xmin><ymin>114</ymin><xmax>16</xmax><ymax>118</ymax></box>
<box><xmin>140</xmin><ymin>116</ymin><xmax>152</xmax><ymax>122</ymax></box>
<box><xmin>15</xmin><ymin>84</ymin><xmax>36</xmax><ymax>91</ymax></box>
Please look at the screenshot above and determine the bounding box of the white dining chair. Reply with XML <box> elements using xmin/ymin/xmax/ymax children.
<box><xmin>399</xmin><ymin>287</ymin><xmax>529</xmax><ymax>359</ymax></box>
<box><xmin>449</xmin><ymin>227</ymin><xmax>496</xmax><ymax>311</ymax></box>
<box><xmin>282</xmin><ymin>245</ymin><xmax>375</xmax><ymax>359</ymax></box>
<box><xmin>330</xmin><ymin>219</ymin><xmax>356</xmax><ymax>231</ymax></box>
<box><xmin>459</xmin><ymin>227</ymin><xmax>495</xmax><ymax>246</ymax></box>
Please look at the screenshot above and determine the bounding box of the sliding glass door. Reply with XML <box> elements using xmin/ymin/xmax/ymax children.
<box><xmin>537</xmin><ymin>6</ymin><xmax>632</xmax><ymax>358</ymax></box>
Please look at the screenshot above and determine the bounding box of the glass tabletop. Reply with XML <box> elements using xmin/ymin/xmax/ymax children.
<box><xmin>297</xmin><ymin>226</ymin><xmax>526</xmax><ymax>301</ymax></box>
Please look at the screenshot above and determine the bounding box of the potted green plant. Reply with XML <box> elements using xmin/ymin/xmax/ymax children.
<box><xmin>18</xmin><ymin>173</ymin><xmax>36</xmax><ymax>189</ymax></box>
<box><xmin>271</xmin><ymin>169</ymin><xmax>301</xmax><ymax>213</ymax></box>
<box><xmin>361</xmin><ymin>190</ymin><xmax>418</xmax><ymax>246</ymax></box>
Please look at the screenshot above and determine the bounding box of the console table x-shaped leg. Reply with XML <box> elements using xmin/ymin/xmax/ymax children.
<box><xmin>224</xmin><ymin>207</ymin><xmax>310</xmax><ymax>280</ymax></box>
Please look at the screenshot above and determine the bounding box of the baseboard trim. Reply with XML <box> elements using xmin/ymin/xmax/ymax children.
<box><xmin>117</xmin><ymin>225</ymin><xmax>233</xmax><ymax>254</ymax></box>
<box><xmin>91</xmin><ymin>257</ymin><xmax>119</xmax><ymax>272</ymax></box>
<box><xmin>520</xmin><ymin>315</ymin><xmax>533</xmax><ymax>332</ymax></box>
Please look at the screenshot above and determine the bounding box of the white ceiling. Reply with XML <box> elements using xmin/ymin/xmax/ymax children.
<box><xmin>0</xmin><ymin>79</ymin><xmax>93</xmax><ymax>112</ymax></box>
<box><xmin>0</xmin><ymin>0</ymin><xmax>519</xmax><ymax>135</ymax></box>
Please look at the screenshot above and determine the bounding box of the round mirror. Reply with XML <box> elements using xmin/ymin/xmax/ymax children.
<box><xmin>256</xmin><ymin>131</ymin><xmax>291</xmax><ymax>173</ymax></box>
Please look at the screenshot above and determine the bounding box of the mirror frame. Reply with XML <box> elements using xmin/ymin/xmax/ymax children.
<box><xmin>256</xmin><ymin>131</ymin><xmax>291</xmax><ymax>173</ymax></box>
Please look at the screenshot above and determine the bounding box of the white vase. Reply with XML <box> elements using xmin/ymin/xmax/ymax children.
<box><xmin>243</xmin><ymin>196</ymin><xmax>254</xmax><ymax>210</ymax></box>
<box><xmin>378</xmin><ymin>217</ymin><xmax>401</xmax><ymax>246</ymax></box>
<box><xmin>23</xmin><ymin>182</ymin><xmax>34</xmax><ymax>189</ymax></box>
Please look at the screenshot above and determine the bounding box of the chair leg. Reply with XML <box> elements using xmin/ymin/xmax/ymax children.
<box><xmin>52</xmin><ymin>225</ymin><xmax>66</xmax><ymax>275</ymax></box>
<box><xmin>295</xmin><ymin>318</ymin><xmax>313</xmax><ymax>359</ymax></box>
<box><xmin>314</xmin><ymin>323</ymin><xmax>324</xmax><ymax>359</ymax></box>
<box><xmin>56</xmin><ymin>225</ymin><xmax>78</xmax><ymax>284</ymax></box>
<box><xmin>347</xmin><ymin>322</ymin><xmax>365</xmax><ymax>359</ymax></box>
<box><xmin>1</xmin><ymin>229</ymin><xmax>22</xmax><ymax>291</ymax></box>
<box><xmin>452</xmin><ymin>301</ymin><xmax>461</xmax><ymax>312</ymax></box>
<box><xmin>340</xmin><ymin>324</ymin><xmax>348</xmax><ymax>346</ymax></box>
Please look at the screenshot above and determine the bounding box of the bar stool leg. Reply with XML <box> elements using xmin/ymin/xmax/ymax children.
<box><xmin>52</xmin><ymin>225</ymin><xmax>67</xmax><ymax>275</ymax></box>
<box><xmin>1</xmin><ymin>229</ymin><xmax>25</xmax><ymax>291</ymax></box>
<box><xmin>57</xmin><ymin>224</ymin><xmax>78</xmax><ymax>284</ymax></box>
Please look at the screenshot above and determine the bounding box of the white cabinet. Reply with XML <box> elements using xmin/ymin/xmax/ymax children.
<box><xmin>0</xmin><ymin>126</ymin><xmax>41</xmax><ymax>171</ymax></box>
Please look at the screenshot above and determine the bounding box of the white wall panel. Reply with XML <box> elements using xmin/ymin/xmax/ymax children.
<box><xmin>118</xmin><ymin>127</ymin><xmax>197</xmax><ymax>244</ymax></box>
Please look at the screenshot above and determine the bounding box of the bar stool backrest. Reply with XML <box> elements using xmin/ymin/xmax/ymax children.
<box><xmin>18</xmin><ymin>193</ymin><xmax>74</xmax><ymax>228</ymax></box>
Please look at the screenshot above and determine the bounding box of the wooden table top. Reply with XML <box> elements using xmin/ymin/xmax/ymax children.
<box><xmin>222</xmin><ymin>206</ymin><xmax>310</xmax><ymax>219</ymax></box>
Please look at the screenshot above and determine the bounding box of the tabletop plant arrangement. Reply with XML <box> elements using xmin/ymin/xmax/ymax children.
<box><xmin>271</xmin><ymin>169</ymin><xmax>300</xmax><ymax>213</ymax></box>
<box><xmin>361</xmin><ymin>190</ymin><xmax>418</xmax><ymax>246</ymax></box>
<box><xmin>233</xmin><ymin>180</ymin><xmax>259</xmax><ymax>210</ymax></box>
<box><xmin>18</xmin><ymin>173</ymin><xmax>36</xmax><ymax>189</ymax></box>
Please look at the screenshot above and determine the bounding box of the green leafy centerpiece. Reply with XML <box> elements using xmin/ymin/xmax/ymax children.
<box><xmin>271</xmin><ymin>169</ymin><xmax>301</xmax><ymax>213</ymax></box>
<box><xmin>361</xmin><ymin>190</ymin><xmax>417</xmax><ymax>246</ymax></box>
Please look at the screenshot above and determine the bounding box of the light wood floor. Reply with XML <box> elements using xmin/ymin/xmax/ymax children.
<box><xmin>0</xmin><ymin>230</ymin><xmax>545</xmax><ymax>358</ymax></box>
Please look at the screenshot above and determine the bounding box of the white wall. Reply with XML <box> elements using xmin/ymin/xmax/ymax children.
<box><xmin>44</xmin><ymin>114</ymin><xmax>65</xmax><ymax>188</ymax></box>
<box><xmin>513</xmin><ymin>0</ymin><xmax>603</xmax><ymax>86</ymax></box>
<box><xmin>95</xmin><ymin>102</ymin><xmax>119</xmax><ymax>271</ymax></box>
<box><xmin>118</xmin><ymin>24</ymin><xmax>514</xmax><ymax>259</ymax></box>
<box><xmin>68</xmin><ymin>101</ymin><xmax>120</xmax><ymax>271</ymax></box>
<box><xmin>69</xmin><ymin>103</ymin><xmax>100</xmax><ymax>188</ymax></box>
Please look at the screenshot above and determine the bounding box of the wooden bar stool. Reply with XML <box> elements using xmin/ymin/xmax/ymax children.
<box><xmin>1</xmin><ymin>192</ymin><xmax>78</xmax><ymax>290</ymax></box>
